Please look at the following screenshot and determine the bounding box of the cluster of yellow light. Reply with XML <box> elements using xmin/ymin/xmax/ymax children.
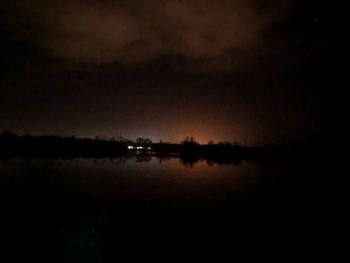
<box><xmin>128</xmin><ymin>146</ymin><xmax>152</xmax><ymax>150</ymax></box>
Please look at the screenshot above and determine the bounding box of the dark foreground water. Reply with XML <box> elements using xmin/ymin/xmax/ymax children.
<box><xmin>0</xmin><ymin>157</ymin><xmax>348</xmax><ymax>261</ymax></box>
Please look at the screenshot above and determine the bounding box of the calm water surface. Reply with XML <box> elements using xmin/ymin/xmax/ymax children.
<box><xmin>0</xmin><ymin>156</ymin><xmax>324</xmax><ymax>223</ymax></box>
<box><xmin>0</xmin><ymin>157</ymin><xmax>347</xmax><ymax>261</ymax></box>
<box><xmin>1</xmin><ymin>157</ymin><xmax>264</xmax><ymax>210</ymax></box>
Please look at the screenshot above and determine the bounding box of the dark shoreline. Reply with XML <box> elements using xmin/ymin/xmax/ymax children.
<box><xmin>0</xmin><ymin>131</ymin><xmax>344</xmax><ymax>164</ymax></box>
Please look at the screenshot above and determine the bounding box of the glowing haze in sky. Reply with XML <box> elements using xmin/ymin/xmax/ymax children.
<box><xmin>0</xmin><ymin>0</ymin><xmax>346</xmax><ymax>144</ymax></box>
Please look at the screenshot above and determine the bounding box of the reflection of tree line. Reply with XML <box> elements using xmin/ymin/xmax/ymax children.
<box><xmin>1</xmin><ymin>131</ymin><xmax>335</xmax><ymax>165</ymax></box>
<box><xmin>88</xmin><ymin>154</ymin><xmax>243</xmax><ymax>168</ymax></box>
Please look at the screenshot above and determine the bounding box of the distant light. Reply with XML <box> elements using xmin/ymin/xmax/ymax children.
<box><xmin>128</xmin><ymin>146</ymin><xmax>134</xmax><ymax>149</ymax></box>
<box><xmin>148</xmin><ymin>147</ymin><xmax>151</xmax><ymax>150</ymax></box>
<box><xmin>136</xmin><ymin>146</ymin><xmax>143</xmax><ymax>149</ymax></box>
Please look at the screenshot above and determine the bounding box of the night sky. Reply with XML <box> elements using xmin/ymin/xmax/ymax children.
<box><xmin>0</xmin><ymin>0</ymin><xmax>347</xmax><ymax>144</ymax></box>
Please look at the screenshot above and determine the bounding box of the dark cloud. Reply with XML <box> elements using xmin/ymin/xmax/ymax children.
<box><xmin>1</xmin><ymin>0</ymin><xmax>347</xmax><ymax>144</ymax></box>
<box><xmin>4</xmin><ymin>0</ymin><xmax>290</xmax><ymax>71</ymax></box>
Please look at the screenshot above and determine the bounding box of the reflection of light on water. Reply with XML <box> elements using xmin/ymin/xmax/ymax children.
<box><xmin>1</xmin><ymin>158</ymin><xmax>262</xmax><ymax>203</ymax></box>
<box><xmin>77</xmin><ymin>158</ymin><xmax>260</xmax><ymax>200</ymax></box>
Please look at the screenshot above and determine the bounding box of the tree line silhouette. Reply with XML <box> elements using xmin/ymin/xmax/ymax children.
<box><xmin>0</xmin><ymin>131</ymin><xmax>340</xmax><ymax>164</ymax></box>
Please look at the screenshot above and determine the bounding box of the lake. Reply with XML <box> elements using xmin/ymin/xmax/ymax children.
<box><xmin>0</xmin><ymin>156</ymin><xmax>347</xmax><ymax>261</ymax></box>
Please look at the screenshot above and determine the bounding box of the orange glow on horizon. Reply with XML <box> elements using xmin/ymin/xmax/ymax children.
<box><xmin>171</xmin><ymin>119</ymin><xmax>237</xmax><ymax>144</ymax></box>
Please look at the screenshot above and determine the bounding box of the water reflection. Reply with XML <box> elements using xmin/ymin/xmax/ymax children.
<box><xmin>0</xmin><ymin>156</ymin><xmax>346</xmax><ymax>261</ymax></box>
<box><xmin>0</xmin><ymin>156</ymin><xmax>262</xmax><ymax>210</ymax></box>
<box><xmin>90</xmin><ymin>154</ymin><xmax>246</xmax><ymax>168</ymax></box>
